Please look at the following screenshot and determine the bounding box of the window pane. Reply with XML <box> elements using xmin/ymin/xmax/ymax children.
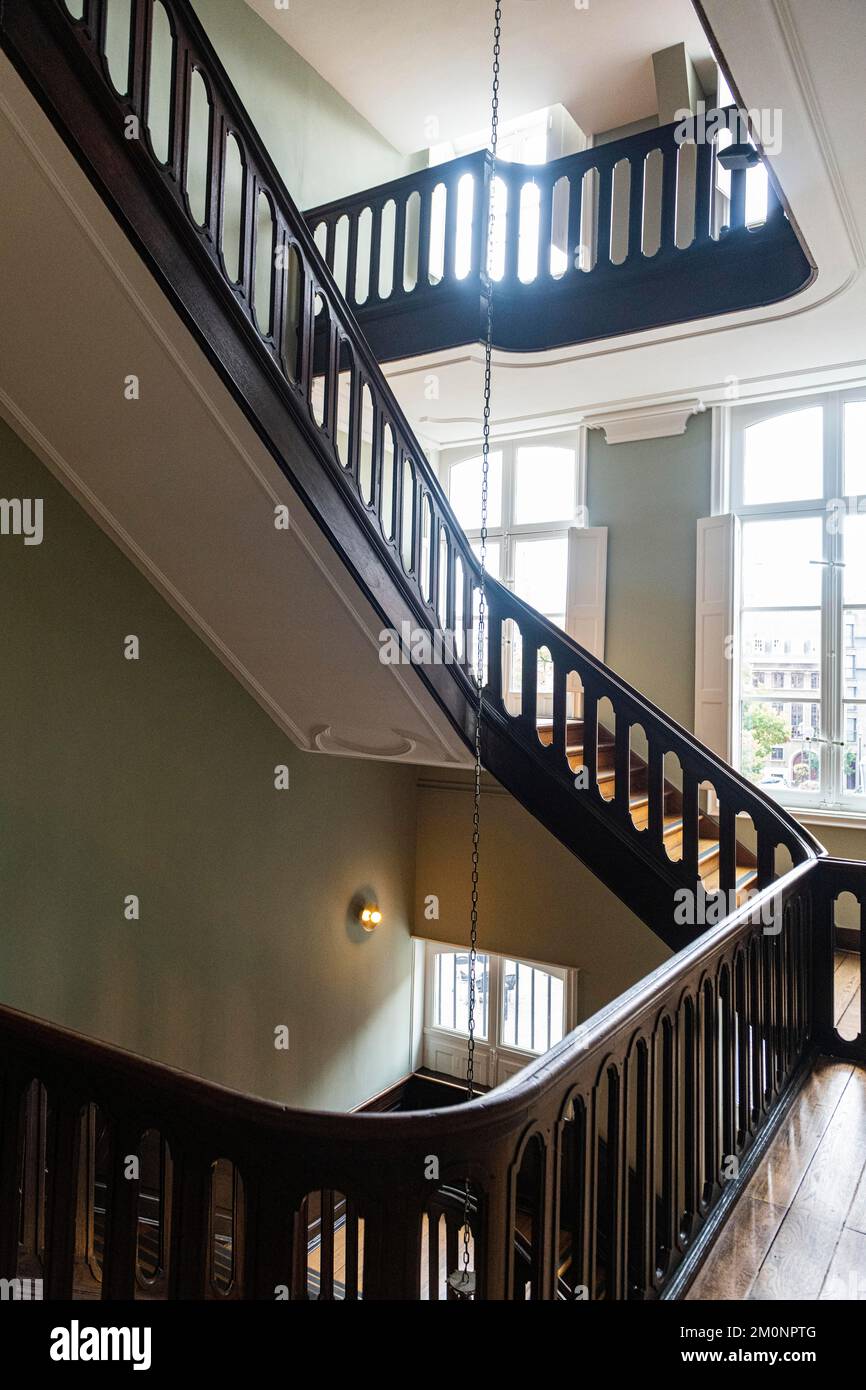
<box><xmin>740</xmin><ymin>610</ymin><xmax>821</xmax><ymax>696</ymax></box>
<box><xmin>513</xmin><ymin>536</ymin><xmax>568</xmax><ymax>615</ymax></box>
<box><xmin>514</xmin><ymin>446</ymin><xmax>576</xmax><ymax>524</ymax></box>
<box><xmin>469</xmin><ymin>537</ymin><xmax>501</xmax><ymax>580</ymax></box>
<box><xmin>844</xmin><ymin>513</ymin><xmax>866</xmax><ymax>605</ymax></box>
<box><xmin>448</xmin><ymin>452</ymin><xmax>503</xmax><ymax>531</ymax></box>
<box><xmin>843</xmin><ymin>609</ymin><xmax>866</xmax><ymax>700</ymax></box>
<box><xmin>742</xmin><ymin>407</ymin><xmax>823</xmax><ymax>505</ymax></box>
<box><xmin>843</xmin><ymin>703</ymin><xmax>866</xmax><ymax>797</ymax></box>
<box><xmin>502</xmin><ymin>960</ymin><xmax>565</xmax><ymax>1054</ymax></box>
<box><xmin>844</xmin><ymin>401</ymin><xmax>866</xmax><ymax>497</ymax></box>
<box><xmin>741</xmin><ymin>517</ymin><xmax>823</xmax><ymax>607</ymax></box>
<box><xmin>740</xmin><ymin>699</ymin><xmax>820</xmax><ymax>791</ymax></box>
<box><xmin>432</xmin><ymin>951</ymin><xmax>489</xmax><ymax>1040</ymax></box>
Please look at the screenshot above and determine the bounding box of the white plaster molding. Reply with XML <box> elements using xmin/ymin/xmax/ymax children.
<box><xmin>311</xmin><ymin>726</ymin><xmax>417</xmax><ymax>760</ymax></box>
<box><xmin>583</xmin><ymin>398</ymin><xmax>705</xmax><ymax>446</ymax></box>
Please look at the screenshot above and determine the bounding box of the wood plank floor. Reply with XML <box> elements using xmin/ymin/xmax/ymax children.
<box><xmin>689</xmin><ymin>951</ymin><xmax>865</xmax><ymax>1301</ymax></box>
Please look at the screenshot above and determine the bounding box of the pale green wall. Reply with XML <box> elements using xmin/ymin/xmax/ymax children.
<box><xmin>415</xmin><ymin>771</ymin><xmax>671</xmax><ymax>1022</ymax></box>
<box><xmin>190</xmin><ymin>0</ymin><xmax>415</xmax><ymax>209</ymax></box>
<box><xmin>0</xmin><ymin>420</ymin><xmax>419</xmax><ymax>1112</ymax></box>
<box><xmin>588</xmin><ymin>411</ymin><xmax>711</xmax><ymax>731</ymax></box>
<box><xmin>586</xmin><ymin>411</ymin><xmax>866</xmax><ymax>868</ymax></box>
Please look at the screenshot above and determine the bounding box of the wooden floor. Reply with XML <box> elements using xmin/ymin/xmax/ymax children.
<box><xmin>689</xmin><ymin>952</ymin><xmax>865</xmax><ymax>1301</ymax></box>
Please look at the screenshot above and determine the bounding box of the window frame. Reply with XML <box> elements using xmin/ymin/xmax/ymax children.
<box><xmin>418</xmin><ymin>939</ymin><xmax>578</xmax><ymax>1088</ymax></box>
<box><xmin>729</xmin><ymin>387</ymin><xmax>866</xmax><ymax>815</ymax></box>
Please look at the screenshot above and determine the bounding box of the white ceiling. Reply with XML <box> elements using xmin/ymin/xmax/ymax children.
<box><xmin>383</xmin><ymin>0</ymin><xmax>866</xmax><ymax>451</ymax></box>
<box><xmin>244</xmin><ymin>0</ymin><xmax>714</xmax><ymax>152</ymax></box>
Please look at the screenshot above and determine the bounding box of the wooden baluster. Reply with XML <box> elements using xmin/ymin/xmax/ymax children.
<box><xmin>344</xmin><ymin>1197</ymin><xmax>360</xmax><ymax>1300</ymax></box>
<box><xmin>756</xmin><ymin>829</ymin><xmax>775</xmax><ymax>891</ymax></box>
<box><xmin>129</xmin><ymin>0</ymin><xmax>153</xmax><ymax>121</ymax></box>
<box><xmin>169</xmin><ymin>1146</ymin><xmax>210</xmax><ymax>1299</ymax></box>
<box><xmin>101</xmin><ymin>1117</ymin><xmax>140</xmax><ymax>1300</ymax></box>
<box><xmin>627</xmin><ymin>153</ymin><xmax>646</xmax><ymax>262</ymax></box>
<box><xmin>717</xmin><ymin>802</ymin><xmax>737</xmax><ymax>897</ymax></box>
<box><xmin>552</xmin><ymin>661</ymin><xmax>568</xmax><ymax>763</ymax></box>
<box><xmin>536</xmin><ymin>176</ymin><xmax>553</xmax><ymax>281</ymax></box>
<box><xmin>324</xmin><ymin>217</ymin><xmax>337</xmax><ymax>276</ymax></box>
<box><xmin>43</xmin><ymin>1096</ymin><xmax>81</xmax><ymax>1299</ymax></box>
<box><xmin>317</xmin><ymin>1189</ymin><xmax>335</xmax><ymax>1299</ymax></box>
<box><xmin>325</xmin><ymin>319</ymin><xmax>341</xmax><ymax>446</ymax></box>
<box><xmin>168</xmin><ymin>33</ymin><xmax>188</xmax><ymax>185</ymax></box>
<box><xmin>607</xmin><ymin>1067</ymin><xmax>627</xmax><ymax>1301</ymax></box>
<box><xmin>735</xmin><ymin>952</ymin><xmax>750</xmax><ymax>1146</ymax></box>
<box><xmin>661</xmin><ymin>1020</ymin><xmax>678</xmax><ymax>1276</ymax></box>
<box><xmin>681</xmin><ymin>769</ymin><xmax>699</xmax><ymax>885</ymax></box>
<box><xmin>647</xmin><ymin>739</ymin><xmax>665</xmax><ymax>852</ymax></box>
<box><xmin>694</xmin><ymin>138</ymin><xmax>714</xmax><ymax>244</ymax></box>
<box><xmin>595</xmin><ymin>162</ymin><xmax>614</xmax><ymax>269</ymax></box>
<box><xmin>417</xmin><ymin>185</ymin><xmax>433</xmax><ymax>287</ymax></box>
<box><xmin>245</xmin><ymin>1174</ymin><xmax>293</xmax><ymax>1299</ymax></box>
<box><xmin>521</xmin><ymin>634</ymin><xmax>539</xmax><ymax>735</ymax></box>
<box><xmin>239</xmin><ymin>158</ymin><xmax>256</xmax><ymax>309</ymax></box>
<box><xmin>444</xmin><ymin>1210</ymin><xmax>460</xmax><ymax>1300</ymax></box>
<box><xmin>368</xmin><ymin>201</ymin><xmax>383</xmax><ymax>302</ymax></box>
<box><xmin>502</xmin><ymin>169</ymin><xmax>519</xmax><ymax>284</ymax></box>
<box><xmin>614</xmin><ymin>709</ymin><xmax>631</xmax><ymax>820</ymax></box>
<box><xmin>749</xmin><ymin>936</ymin><xmax>766</xmax><ymax>1126</ymax></box>
<box><xmin>674</xmin><ymin>1004</ymin><xmax>694</xmax><ymax>1254</ymax></box>
<box><xmin>580</xmin><ymin>1091</ymin><xmax>600</xmax><ymax>1300</ymax></box>
<box><xmin>701</xmin><ymin>983</ymin><xmax>719</xmax><ymax>1201</ymax></box>
<box><xmin>444</xmin><ymin>173</ymin><xmax>460</xmax><ymax>281</ymax></box>
<box><xmin>660</xmin><ymin>138</ymin><xmax>678</xmax><ymax>252</ymax></box>
<box><xmin>473</xmin><ymin>157</ymin><xmax>491</xmax><ymax>280</ymax></box>
<box><xmin>485</xmin><ymin>599</ymin><xmax>503</xmax><ymax>704</ymax></box>
<box><xmin>638</xmin><ymin>1041</ymin><xmax>656</xmax><ymax>1298</ymax></box>
<box><xmin>719</xmin><ymin>972</ymin><xmax>736</xmax><ymax>1168</ymax></box>
<box><xmin>567</xmin><ymin>169</ymin><xmax>584</xmax><ymax>275</ymax></box>
<box><xmin>344</xmin><ymin>211</ymin><xmax>359</xmax><ymax>306</ymax></box>
<box><xmin>427</xmin><ymin>1208</ymin><xmax>440</xmax><ymax>1300</ymax></box>
<box><xmin>729</xmin><ymin>166</ymin><xmax>747</xmax><ymax>230</ymax></box>
<box><xmin>0</xmin><ymin>1074</ymin><xmax>26</xmax><ymax>1281</ymax></box>
<box><xmin>582</xmin><ymin>689</ymin><xmax>598</xmax><ymax>791</ymax></box>
<box><xmin>764</xmin><ymin>176</ymin><xmax>783</xmax><ymax>225</ymax></box>
<box><xmin>392</xmin><ymin>195</ymin><xmax>407</xmax><ymax>301</ymax></box>
<box><xmin>763</xmin><ymin>927</ymin><xmax>780</xmax><ymax>1103</ymax></box>
<box><xmin>362</xmin><ymin>1189</ymin><xmax>421</xmax><ymax>1300</ymax></box>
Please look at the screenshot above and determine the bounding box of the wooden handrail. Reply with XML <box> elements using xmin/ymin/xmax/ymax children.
<box><xmin>3</xmin><ymin>855</ymin><xmax>863</xmax><ymax>1299</ymax></box>
<box><xmin>304</xmin><ymin>109</ymin><xmax>814</xmax><ymax>358</ymax></box>
<box><xmin>0</xmin><ymin>0</ymin><xmax>824</xmax><ymax>951</ymax></box>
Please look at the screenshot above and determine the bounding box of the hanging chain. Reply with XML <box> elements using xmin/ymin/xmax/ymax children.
<box><xmin>454</xmin><ymin>0</ymin><xmax>501</xmax><ymax>1301</ymax></box>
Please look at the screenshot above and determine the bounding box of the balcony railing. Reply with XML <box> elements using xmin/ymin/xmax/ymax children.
<box><xmin>305</xmin><ymin>119</ymin><xmax>814</xmax><ymax>361</ymax></box>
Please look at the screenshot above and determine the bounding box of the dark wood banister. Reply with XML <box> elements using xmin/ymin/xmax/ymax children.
<box><xmin>1</xmin><ymin>857</ymin><xmax>863</xmax><ymax>1299</ymax></box>
<box><xmin>0</xmin><ymin>0</ymin><xmax>863</xmax><ymax>1305</ymax></box>
<box><xmin>0</xmin><ymin>0</ymin><xmax>825</xmax><ymax>948</ymax></box>
<box><xmin>304</xmin><ymin>109</ymin><xmax>815</xmax><ymax>359</ymax></box>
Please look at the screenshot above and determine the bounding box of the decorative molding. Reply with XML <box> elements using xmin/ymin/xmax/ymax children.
<box><xmin>584</xmin><ymin>398</ymin><xmax>706</xmax><ymax>446</ymax></box>
<box><xmin>311</xmin><ymin>725</ymin><xmax>417</xmax><ymax>760</ymax></box>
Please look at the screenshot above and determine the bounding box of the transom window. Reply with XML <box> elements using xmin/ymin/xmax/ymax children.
<box><xmin>732</xmin><ymin>389</ymin><xmax>866</xmax><ymax>812</ymax></box>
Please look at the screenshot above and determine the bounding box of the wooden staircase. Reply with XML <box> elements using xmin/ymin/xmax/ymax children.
<box><xmin>537</xmin><ymin>717</ymin><xmax>758</xmax><ymax>903</ymax></box>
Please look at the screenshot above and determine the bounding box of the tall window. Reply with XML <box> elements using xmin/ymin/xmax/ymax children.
<box><xmin>444</xmin><ymin>433</ymin><xmax>581</xmax><ymax>695</ymax></box>
<box><xmin>732</xmin><ymin>389</ymin><xmax>866</xmax><ymax>812</ymax></box>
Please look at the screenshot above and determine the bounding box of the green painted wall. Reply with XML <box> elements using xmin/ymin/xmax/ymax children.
<box><xmin>190</xmin><ymin>0</ymin><xmax>415</xmax><ymax>210</ymax></box>
<box><xmin>588</xmin><ymin>411</ymin><xmax>711</xmax><ymax>731</ymax></box>
<box><xmin>0</xmin><ymin>420</ymin><xmax>419</xmax><ymax>1112</ymax></box>
<box><xmin>587</xmin><ymin>412</ymin><xmax>866</xmax><ymax>869</ymax></box>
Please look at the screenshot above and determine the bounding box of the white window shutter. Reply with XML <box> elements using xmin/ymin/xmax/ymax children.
<box><xmin>565</xmin><ymin>525</ymin><xmax>607</xmax><ymax>660</ymax></box>
<box><xmin>695</xmin><ymin>514</ymin><xmax>738</xmax><ymax>761</ymax></box>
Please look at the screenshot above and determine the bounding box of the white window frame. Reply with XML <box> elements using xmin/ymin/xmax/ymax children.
<box><xmin>722</xmin><ymin>387</ymin><xmax>866</xmax><ymax>817</ymax></box>
<box><xmin>416</xmin><ymin>939</ymin><xmax>578</xmax><ymax>1091</ymax></box>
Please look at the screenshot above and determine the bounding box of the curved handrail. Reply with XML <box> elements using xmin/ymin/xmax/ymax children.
<box><xmin>15</xmin><ymin>0</ymin><xmax>824</xmax><ymax>948</ymax></box>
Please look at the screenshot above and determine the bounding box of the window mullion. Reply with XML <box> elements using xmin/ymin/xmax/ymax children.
<box><xmin>825</xmin><ymin>394</ymin><xmax>844</xmax><ymax>806</ymax></box>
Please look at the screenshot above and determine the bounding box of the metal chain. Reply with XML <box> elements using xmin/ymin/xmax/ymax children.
<box><xmin>456</xmin><ymin>0</ymin><xmax>501</xmax><ymax>1300</ymax></box>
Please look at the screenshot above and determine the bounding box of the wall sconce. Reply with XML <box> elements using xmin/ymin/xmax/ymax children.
<box><xmin>358</xmin><ymin>904</ymin><xmax>382</xmax><ymax>932</ymax></box>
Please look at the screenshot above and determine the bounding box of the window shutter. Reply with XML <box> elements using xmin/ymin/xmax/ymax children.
<box><xmin>695</xmin><ymin>513</ymin><xmax>738</xmax><ymax>761</ymax></box>
<box><xmin>565</xmin><ymin>525</ymin><xmax>608</xmax><ymax>660</ymax></box>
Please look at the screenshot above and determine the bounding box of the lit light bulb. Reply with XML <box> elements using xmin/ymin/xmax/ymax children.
<box><xmin>359</xmin><ymin>905</ymin><xmax>382</xmax><ymax>931</ymax></box>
